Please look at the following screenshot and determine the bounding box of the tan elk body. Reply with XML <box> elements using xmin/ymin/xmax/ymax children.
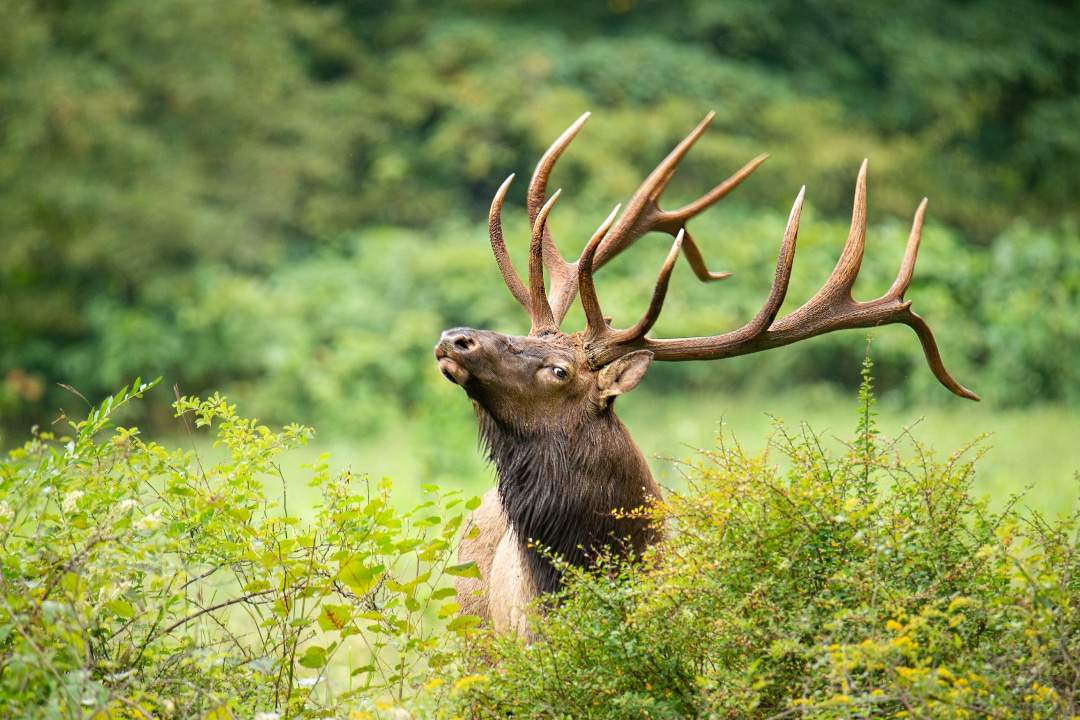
<box><xmin>435</xmin><ymin>112</ymin><xmax>978</xmax><ymax>636</ymax></box>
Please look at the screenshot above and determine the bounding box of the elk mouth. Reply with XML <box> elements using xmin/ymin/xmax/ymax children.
<box><xmin>437</xmin><ymin>356</ymin><xmax>467</xmax><ymax>385</ymax></box>
<box><xmin>434</xmin><ymin>344</ymin><xmax>470</xmax><ymax>386</ymax></box>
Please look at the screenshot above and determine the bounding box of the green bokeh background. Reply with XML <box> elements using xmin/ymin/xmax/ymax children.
<box><xmin>1</xmin><ymin>0</ymin><xmax>1077</xmax><ymax>512</ymax></box>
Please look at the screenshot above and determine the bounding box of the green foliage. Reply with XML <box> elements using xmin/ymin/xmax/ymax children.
<box><xmin>193</xmin><ymin>210</ymin><xmax>1080</xmax><ymax>435</ymax></box>
<box><xmin>3</xmin><ymin>0</ymin><xmax>1079</xmax><ymax>433</ymax></box>
<box><xmin>0</xmin><ymin>0</ymin><xmax>367</xmax><ymax>426</ymax></box>
<box><xmin>445</xmin><ymin>359</ymin><xmax>1080</xmax><ymax>718</ymax></box>
<box><xmin>0</xmin><ymin>379</ymin><xmax>477</xmax><ymax>718</ymax></box>
<box><xmin>680</xmin><ymin>0</ymin><xmax>1080</xmax><ymax>235</ymax></box>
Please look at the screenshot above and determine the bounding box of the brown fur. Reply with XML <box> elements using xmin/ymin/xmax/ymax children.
<box><xmin>437</xmin><ymin>328</ymin><xmax>661</xmax><ymax>635</ymax></box>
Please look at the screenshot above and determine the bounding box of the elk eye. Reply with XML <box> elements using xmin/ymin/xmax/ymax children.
<box><xmin>550</xmin><ymin>366</ymin><xmax>569</xmax><ymax>380</ymax></box>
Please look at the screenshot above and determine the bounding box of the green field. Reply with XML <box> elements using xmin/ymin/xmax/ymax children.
<box><xmin>281</xmin><ymin>385</ymin><xmax>1079</xmax><ymax>522</ymax></box>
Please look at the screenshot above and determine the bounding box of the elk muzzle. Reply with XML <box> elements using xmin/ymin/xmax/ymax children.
<box><xmin>435</xmin><ymin>328</ymin><xmax>484</xmax><ymax>386</ymax></box>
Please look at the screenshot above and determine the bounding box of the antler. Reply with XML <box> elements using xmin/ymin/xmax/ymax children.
<box><xmin>487</xmin><ymin>113</ymin><xmax>977</xmax><ymax>400</ymax></box>
<box><xmin>487</xmin><ymin>171</ymin><xmax>562</xmax><ymax>335</ymax></box>
<box><xmin>581</xmin><ymin>160</ymin><xmax>980</xmax><ymax>401</ymax></box>
<box><xmin>488</xmin><ymin>113</ymin><xmax>768</xmax><ymax>332</ymax></box>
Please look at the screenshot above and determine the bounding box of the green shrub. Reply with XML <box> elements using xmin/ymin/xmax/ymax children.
<box><xmin>3</xmin><ymin>365</ymin><xmax>1077</xmax><ymax>719</ymax></box>
<box><xmin>0</xmin><ymin>379</ymin><xmax>479</xmax><ymax>719</ymax></box>
<box><xmin>446</xmin><ymin>356</ymin><xmax>1080</xmax><ymax>719</ymax></box>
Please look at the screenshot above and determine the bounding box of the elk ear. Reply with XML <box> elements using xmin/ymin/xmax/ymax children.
<box><xmin>597</xmin><ymin>350</ymin><xmax>654</xmax><ymax>399</ymax></box>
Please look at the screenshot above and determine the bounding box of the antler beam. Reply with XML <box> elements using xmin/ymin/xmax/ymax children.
<box><xmin>582</xmin><ymin>160</ymin><xmax>979</xmax><ymax>401</ymax></box>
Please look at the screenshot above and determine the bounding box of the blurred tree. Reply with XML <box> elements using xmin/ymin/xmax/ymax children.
<box><xmin>682</xmin><ymin>0</ymin><xmax>1080</xmax><ymax>237</ymax></box>
<box><xmin>1</xmin><ymin>0</ymin><xmax>1076</xmax><ymax>431</ymax></box>
<box><xmin>0</xmin><ymin>0</ymin><xmax>368</xmax><ymax>420</ymax></box>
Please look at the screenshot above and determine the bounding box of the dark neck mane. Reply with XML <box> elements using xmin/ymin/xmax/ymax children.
<box><xmin>477</xmin><ymin>408</ymin><xmax>659</xmax><ymax>597</ymax></box>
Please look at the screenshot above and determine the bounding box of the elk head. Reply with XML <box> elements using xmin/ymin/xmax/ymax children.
<box><xmin>435</xmin><ymin>112</ymin><xmax>978</xmax><ymax>634</ymax></box>
<box><xmin>436</xmin><ymin>329</ymin><xmax>653</xmax><ymax>435</ymax></box>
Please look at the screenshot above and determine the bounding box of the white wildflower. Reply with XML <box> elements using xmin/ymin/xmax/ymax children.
<box><xmin>62</xmin><ymin>490</ymin><xmax>84</xmax><ymax>513</ymax></box>
<box><xmin>116</xmin><ymin>499</ymin><xmax>138</xmax><ymax>515</ymax></box>
<box><xmin>135</xmin><ymin>511</ymin><xmax>163</xmax><ymax>532</ymax></box>
<box><xmin>254</xmin><ymin>713</ymin><xmax>281</xmax><ymax>720</ymax></box>
<box><xmin>0</xmin><ymin>501</ymin><xmax>13</xmax><ymax>522</ymax></box>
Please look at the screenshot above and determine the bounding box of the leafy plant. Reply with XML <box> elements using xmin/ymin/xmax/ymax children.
<box><xmin>0</xmin><ymin>379</ymin><xmax>479</xmax><ymax>718</ymax></box>
<box><xmin>445</xmin><ymin>352</ymin><xmax>1080</xmax><ymax>718</ymax></box>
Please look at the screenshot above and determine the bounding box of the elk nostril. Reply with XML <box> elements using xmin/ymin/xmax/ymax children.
<box><xmin>454</xmin><ymin>334</ymin><xmax>476</xmax><ymax>351</ymax></box>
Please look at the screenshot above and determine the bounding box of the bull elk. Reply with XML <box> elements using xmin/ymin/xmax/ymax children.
<box><xmin>434</xmin><ymin>112</ymin><xmax>978</xmax><ymax>636</ymax></box>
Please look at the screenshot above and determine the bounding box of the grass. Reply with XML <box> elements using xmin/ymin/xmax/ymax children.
<box><xmin>619</xmin><ymin>385</ymin><xmax>1080</xmax><ymax>518</ymax></box>
<box><xmin>278</xmin><ymin>384</ymin><xmax>1078</xmax><ymax>522</ymax></box>
<box><xmin>19</xmin><ymin>378</ymin><xmax>1067</xmax><ymax>522</ymax></box>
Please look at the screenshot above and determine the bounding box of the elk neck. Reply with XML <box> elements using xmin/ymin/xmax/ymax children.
<box><xmin>475</xmin><ymin>400</ymin><xmax>661</xmax><ymax>597</ymax></box>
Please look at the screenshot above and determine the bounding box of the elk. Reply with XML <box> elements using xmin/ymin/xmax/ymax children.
<box><xmin>434</xmin><ymin>112</ymin><xmax>978</xmax><ymax>636</ymax></box>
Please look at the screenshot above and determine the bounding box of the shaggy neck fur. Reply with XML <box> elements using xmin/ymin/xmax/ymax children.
<box><xmin>477</xmin><ymin>405</ymin><xmax>659</xmax><ymax>597</ymax></box>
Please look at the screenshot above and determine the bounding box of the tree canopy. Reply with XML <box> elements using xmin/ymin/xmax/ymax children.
<box><xmin>1</xmin><ymin>0</ymin><xmax>1077</xmax><ymax>431</ymax></box>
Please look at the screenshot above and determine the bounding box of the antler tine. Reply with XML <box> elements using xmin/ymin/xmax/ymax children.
<box><xmin>579</xmin><ymin>204</ymin><xmax>622</xmax><ymax>341</ymax></box>
<box><xmin>529</xmin><ymin>190</ymin><xmax>561</xmax><ymax>334</ymax></box>
<box><xmin>586</xmin><ymin>162</ymin><xmax>978</xmax><ymax>401</ymax></box>
<box><xmin>831</xmin><ymin>158</ymin><xmax>869</xmax><ymax>296</ymax></box>
<box><xmin>551</xmin><ymin>116</ymin><xmax>767</xmax><ymax>325</ymax></box>
<box><xmin>767</xmin><ymin>159</ymin><xmax>869</xmax><ymax>331</ymax></box>
<box><xmin>888</xmin><ymin>197</ymin><xmax>927</xmax><ymax>300</ymax></box>
<box><xmin>536</xmin><ymin>113</ymin><xmax>766</xmax><ymax>326</ymax></box>
<box><xmin>527</xmin><ymin>114</ymin><xmax>592</xmax><ymax>328</ymax></box>
<box><xmin>528</xmin><ymin>113</ymin><xmax>591</xmax><ymax>226</ymax></box>
<box><xmin>591</xmin><ymin>112</ymin><xmax>714</xmax><ymax>268</ymax></box>
<box><xmin>489</xmin><ymin>173</ymin><xmax>530</xmax><ymax>311</ymax></box>
<box><xmin>745</xmin><ymin>187</ymin><xmax>804</xmax><ymax>335</ymax></box>
<box><xmin>888</xmin><ymin>197</ymin><xmax>979</xmax><ymax>400</ymax></box>
<box><xmin>592</xmin><ymin>112</ymin><xmax>768</xmax><ymax>272</ymax></box>
<box><xmin>754</xmin><ymin>159</ymin><xmax>868</xmax><ymax>330</ymax></box>
<box><xmin>679</xmin><ymin>228</ymin><xmax>732</xmax><ymax>282</ymax></box>
<box><xmin>613</xmin><ymin>229</ymin><xmax>686</xmax><ymax>343</ymax></box>
<box><xmin>905</xmin><ymin>311</ymin><xmax>981</xmax><ymax>400</ymax></box>
<box><xmin>588</xmin><ymin>187</ymin><xmax>804</xmax><ymax>364</ymax></box>
<box><xmin>582</xmin><ymin>225</ymin><xmax>687</xmax><ymax>347</ymax></box>
<box><xmin>665</xmin><ymin>154</ymin><xmax>771</xmax><ymax>231</ymax></box>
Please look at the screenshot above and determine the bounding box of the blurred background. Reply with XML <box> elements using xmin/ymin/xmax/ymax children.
<box><xmin>1</xmin><ymin>0</ymin><xmax>1077</xmax><ymax>511</ymax></box>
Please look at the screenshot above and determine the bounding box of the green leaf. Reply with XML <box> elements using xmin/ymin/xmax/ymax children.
<box><xmin>226</xmin><ymin>506</ymin><xmax>251</xmax><ymax>523</ymax></box>
<box><xmin>429</xmin><ymin>652</ymin><xmax>452</xmax><ymax>669</ymax></box>
<box><xmin>445</xmin><ymin>561</ymin><xmax>482</xmax><ymax>579</ymax></box>
<box><xmin>338</xmin><ymin>559</ymin><xmax>384</xmax><ymax>594</ymax></box>
<box><xmin>106</xmin><ymin>599</ymin><xmax>136</xmax><ymax>619</ymax></box>
<box><xmin>242</xmin><ymin>579</ymin><xmax>271</xmax><ymax>593</ymax></box>
<box><xmin>446</xmin><ymin>615</ymin><xmax>482</xmax><ymax>632</ymax></box>
<box><xmin>298</xmin><ymin>645</ymin><xmax>327</xmax><ymax>670</ymax></box>
<box><xmin>318</xmin><ymin>604</ymin><xmax>353</xmax><ymax>632</ymax></box>
<box><xmin>200</xmin><ymin>706</ymin><xmax>234</xmax><ymax>720</ymax></box>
